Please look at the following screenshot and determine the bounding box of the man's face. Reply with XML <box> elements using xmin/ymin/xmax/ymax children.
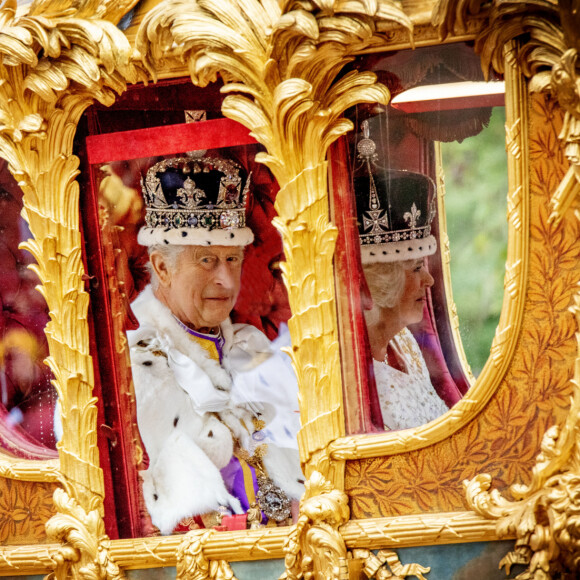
<box><xmin>153</xmin><ymin>245</ymin><xmax>244</xmax><ymax>331</ymax></box>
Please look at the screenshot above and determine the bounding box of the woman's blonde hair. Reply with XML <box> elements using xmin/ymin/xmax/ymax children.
<box><xmin>362</xmin><ymin>260</ymin><xmax>418</xmax><ymax>326</ymax></box>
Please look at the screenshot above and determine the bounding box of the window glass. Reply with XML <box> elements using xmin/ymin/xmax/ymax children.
<box><xmin>333</xmin><ymin>42</ymin><xmax>507</xmax><ymax>433</ymax></box>
<box><xmin>0</xmin><ymin>159</ymin><xmax>57</xmax><ymax>451</ymax></box>
<box><xmin>441</xmin><ymin>107</ymin><xmax>508</xmax><ymax>376</ymax></box>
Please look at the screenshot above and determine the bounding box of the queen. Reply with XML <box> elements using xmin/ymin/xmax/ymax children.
<box><xmin>354</xmin><ymin>137</ymin><xmax>451</xmax><ymax>430</ymax></box>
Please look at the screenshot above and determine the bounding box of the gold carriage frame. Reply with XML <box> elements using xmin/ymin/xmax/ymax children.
<box><xmin>0</xmin><ymin>0</ymin><xmax>579</xmax><ymax>578</ymax></box>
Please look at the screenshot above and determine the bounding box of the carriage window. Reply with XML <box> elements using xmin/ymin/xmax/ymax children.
<box><xmin>332</xmin><ymin>42</ymin><xmax>508</xmax><ymax>433</ymax></box>
<box><xmin>80</xmin><ymin>102</ymin><xmax>302</xmax><ymax>538</ymax></box>
<box><xmin>0</xmin><ymin>159</ymin><xmax>58</xmax><ymax>454</ymax></box>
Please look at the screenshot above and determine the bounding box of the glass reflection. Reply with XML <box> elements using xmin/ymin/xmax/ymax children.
<box><xmin>90</xmin><ymin>140</ymin><xmax>302</xmax><ymax>535</ymax></box>
<box><xmin>341</xmin><ymin>42</ymin><xmax>508</xmax><ymax>432</ymax></box>
<box><xmin>0</xmin><ymin>159</ymin><xmax>57</xmax><ymax>450</ymax></box>
<box><xmin>441</xmin><ymin>107</ymin><xmax>508</xmax><ymax>376</ymax></box>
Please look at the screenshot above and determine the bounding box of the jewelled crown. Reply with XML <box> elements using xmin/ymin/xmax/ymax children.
<box><xmin>354</xmin><ymin>121</ymin><xmax>437</xmax><ymax>264</ymax></box>
<box><xmin>138</xmin><ymin>155</ymin><xmax>254</xmax><ymax>247</ymax></box>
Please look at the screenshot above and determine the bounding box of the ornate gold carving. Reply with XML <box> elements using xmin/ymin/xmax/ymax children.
<box><xmin>0</xmin><ymin>544</ymin><xmax>59</xmax><ymax>576</ymax></box>
<box><xmin>109</xmin><ymin>527</ymin><xmax>290</xmax><ymax>569</ymax></box>
<box><xmin>341</xmin><ymin>511</ymin><xmax>501</xmax><ymax>548</ymax></box>
<box><xmin>550</xmin><ymin>163</ymin><xmax>580</xmax><ymax>226</ymax></box>
<box><xmin>465</xmin><ymin>286</ymin><xmax>580</xmax><ymax>578</ymax></box>
<box><xmin>0</xmin><ymin>0</ymin><xmax>143</xmax><ymax>576</ymax></box>
<box><xmin>549</xmin><ymin>49</ymin><xmax>580</xmax><ymax>225</ymax></box>
<box><xmin>486</xmin><ymin>39</ymin><xmax>529</xmax><ymax>372</ymax></box>
<box><xmin>0</xmin><ymin>457</ymin><xmax>59</xmax><ymax>482</ymax></box>
<box><xmin>44</xmin><ymin>488</ymin><xmax>124</xmax><ymax>580</ymax></box>
<box><xmin>136</xmin><ymin>0</ymin><xmax>410</xmax><ymax>483</ymax></box>
<box><xmin>367</xmin><ymin>20</ymin><xmax>483</xmax><ymax>53</ymax></box>
<box><xmin>177</xmin><ymin>530</ymin><xmax>237</xmax><ymax>580</ymax></box>
<box><xmin>551</xmin><ymin>50</ymin><xmax>580</xmax><ymax>167</ymax></box>
<box><xmin>431</xmin><ymin>0</ymin><xmax>487</xmax><ymax>41</ymax></box>
<box><xmin>0</xmin><ymin>508</ymin><xmax>506</xmax><ymax>575</ymax></box>
<box><xmin>0</xmin><ymin>1</ymin><xmax>576</xmax><ymax>579</ymax></box>
<box><xmin>0</xmin><ymin>54</ymin><xmax>98</xmax><ymax>499</ymax></box>
<box><xmin>433</xmin><ymin>0</ymin><xmax>564</xmax><ymax>80</ymax></box>
<box><xmin>0</xmin><ymin>478</ymin><xmax>57</xmax><ymax>545</ymax></box>
<box><xmin>283</xmin><ymin>471</ymin><xmax>350</xmax><ymax>580</ymax></box>
<box><xmin>351</xmin><ymin>548</ymin><xmax>430</xmax><ymax>579</ymax></box>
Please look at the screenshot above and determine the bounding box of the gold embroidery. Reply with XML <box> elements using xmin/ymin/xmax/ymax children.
<box><xmin>187</xmin><ymin>332</ymin><xmax>220</xmax><ymax>362</ymax></box>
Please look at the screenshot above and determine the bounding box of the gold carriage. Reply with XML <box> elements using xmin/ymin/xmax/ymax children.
<box><xmin>0</xmin><ymin>0</ymin><xmax>579</xmax><ymax>578</ymax></box>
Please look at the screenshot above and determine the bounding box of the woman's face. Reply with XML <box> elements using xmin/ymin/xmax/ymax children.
<box><xmin>396</xmin><ymin>259</ymin><xmax>434</xmax><ymax>327</ymax></box>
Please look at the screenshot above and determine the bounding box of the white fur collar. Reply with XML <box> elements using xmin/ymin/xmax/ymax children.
<box><xmin>128</xmin><ymin>285</ymin><xmax>232</xmax><ymax>390</ymax></box>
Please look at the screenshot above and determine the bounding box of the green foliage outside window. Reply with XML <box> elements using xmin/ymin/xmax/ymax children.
<box><xmin>441</xmin><ymin>107</ymin><xmax>508</xmax><ymax>376</ymax></box>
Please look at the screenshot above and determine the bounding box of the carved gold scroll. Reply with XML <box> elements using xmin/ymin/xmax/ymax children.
<box><xmin>0</xmin><ymin>0</ymin><xmax>144</xmax><ymax>575</ymax></box>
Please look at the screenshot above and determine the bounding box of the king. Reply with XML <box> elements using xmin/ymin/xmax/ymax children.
<box><xmin>128</xmin><ymin>154</ymin><xmax>304</xmax><ymax>534</ymax></box>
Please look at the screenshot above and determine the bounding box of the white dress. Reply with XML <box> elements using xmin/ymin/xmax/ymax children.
<box><xmin>373</xmin><ymin>328</ymin><xmax>449</xmax><ymax>431</ymax></box>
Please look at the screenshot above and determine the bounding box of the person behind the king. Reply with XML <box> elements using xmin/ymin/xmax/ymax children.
<box><xmin>128</xmin><ymin>155</ymin><xmax>303</xmax><ymax>535</ymax></box>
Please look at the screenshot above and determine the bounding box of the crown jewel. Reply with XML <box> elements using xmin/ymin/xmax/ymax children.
<box><xmin>354</xmin><ymin>121</ymin><xmax>438</xmax><ymax>263</ymax></box>
<box><xmin>138</xmin><ymin>155</ymin><xmax>254</xmax><ymax>247</ymax></box>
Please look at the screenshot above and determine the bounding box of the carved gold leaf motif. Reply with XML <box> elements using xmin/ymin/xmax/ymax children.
<box><xmin>352</xmin><ymin>548</ymin><xmax>430</xmax><ymax>579</ymax></box>
<box><xmin>0</xmin><ymin>0</ymin><xmax>410</xmax><ymax>575</ymax></box>
<box><xmin>177</xmin><ymin>530</ymin><xmax>237</xmax><ymax>580</ymax></box>
<box><xmin>44</xmin><ymin>488</ymin><xmax>124</xmax><ymax>580</ymax></box>
<box><xmin>465</xmin><ymin>289</ymin><xmax>580</xmax><ymax>577</ymax></box>
<box><xmin>0</xmin><ymin>478</ymin><xmax>56</xmax><ymax>545</ymax></box>
<box><xmin>0</xmin><ymin>509</ymin><xmax>506</xmax><ymax>575</ymax></box>
<box><xmin>0</xmin><ymin>1</ymin><xmax>144</xmax><ymax>577</ymax></box>
<box><xmin>283</xmin><ymin>471</ymin><xmax>350</xmax><ymax>580</ymax></box>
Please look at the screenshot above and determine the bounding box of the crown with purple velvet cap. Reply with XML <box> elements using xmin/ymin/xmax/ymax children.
<box><xmin>354</xmin><ymin>121</ymin><xmax>437</xmax><ymax>264</ymax></box>
<box><xmin>138</xmin><ymin>155</ymin><xmax>254</xmax><ymax>247</ymax></box>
